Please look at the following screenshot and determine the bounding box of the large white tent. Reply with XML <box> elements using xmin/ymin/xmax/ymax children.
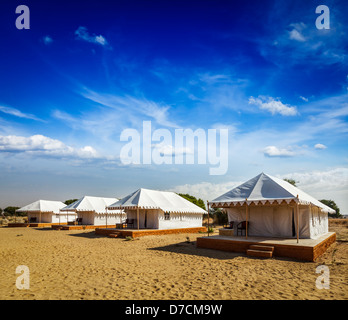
<box><xmin>60</xmin><ymin>196</ymin><xmax>124</xmax><ymax>226</ymax></box>
<box><xmin>16</xmin><ymin>200</ymin><xmax>73</xmax><ymax>224</ymax></box>
<box><xmin>107</xmin><ymin>188</ymin><xmax>206</xmax><ymax>230</ymax></box>
<box><xmin>210</xmin><ymin>173</ymin><xmax>335</xmax><ymax>240</ymax></box>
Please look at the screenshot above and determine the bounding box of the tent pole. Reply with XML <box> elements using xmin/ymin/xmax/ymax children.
<box><xmin>105</xmin><ymin>207</ymin><xmax>108</xmax><ymax>228</ymax></box>
<box><xmin>296</xmin><ymin>195</ymin><xmax>299</xmax><ymax>243</ymax></box>
<box><xmin>245</xmin><ymin>198</ymin><xmax>248</xmax><ymax>239</ymax></box>
<box><xmin>207</xmin><ymin>201</ymin><xmax>210</xmax><ymax>237</ymax></box>
<box><xmin>59</xmin><ymin>210</ymin><xmax>61</xmax><ymax>225</ymax></box>
<box><xmin>137</xmin><ymin>206</ymin><xmax>139</xmax><ymax>230</ymax></box>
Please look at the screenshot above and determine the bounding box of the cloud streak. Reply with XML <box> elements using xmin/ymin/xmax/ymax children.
<box><xmin>80</xmin><ymin>88</ymin><xmax>179</xmax><ymax>128</ymax></box>
<box><xmin>249</xmin><ymin>96</ymin><xmax>298</xmax><ymax>116</ymax></box>
<box><xmin>75</xmin><ymin>26</ymin><xmax>109</xmax><ymax>47</ymax></box>
<box><xmin>0</xmin><ymin>134</ymin><xmax>101</xmax><ymax>160</ymax></box>
<box><xmin>0</xmin><ymin>105</ymin><xmax>44</xmax><ymax>122</ymax></box>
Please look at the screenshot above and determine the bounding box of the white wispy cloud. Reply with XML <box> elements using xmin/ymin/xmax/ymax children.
<box><xmin>314</xmin><ymin>143</ymin><xmax>327</xmax><ymax>150</ymax></box>
<box><xmin>248</xmin><ymin>96</ymin><xmax>298</xmax><ymax>116</ymax></box>
<box><xmin>0</xmin><ymin>105</ymin><xmax>44</xmax><ymax>122</ymax></box>
<box><xmin>299</xmin><ymin>96</ymin><xmax>308</xmax><ymax>102</ymax></box>
<box><xmin>152</xmin><ymin>142</ymin><xmax>193</xmax><ymax>157</ymax></box>
<box><xmin>0</xmin><ymin>134</ymin><xmax>100</xmax><ymax>160</ymax></box>
<box><xmin>262</xmin><ymin>145</ymin><xmax>297</xmax><ymax>157</ymax></box>
<box><xmin>288</xmin><ymin>22</ymin><xmax>306</xmax><ymax>42</ymax></box>
<box><xmin>75</xmin><ymin>26</ymin><xmax>109</xmax><ymax>47</ymax></box>
<box><xmin>80</xmin><ymin>88</ymin><xmax>178</xmax><ymax>128</ymax></box>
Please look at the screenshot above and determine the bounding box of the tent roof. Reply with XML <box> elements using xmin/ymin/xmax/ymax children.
<box><xmin>210</xmin><ymin>172</ymin><xmax>335</xmax><ymax>214</ymax></box>
<box><xmin>107</xmin><ymin>188</ymin><xmax>207</xmax><ymax>214</ymax></box>
<box><xmin>61</xmin><ymin>196</ymin><xmax>121</xmax><ymax>213</ymax></box>
<box><xmin>17</xmin><ymin>200</ymin><xmax>66</xmax><ymax>214</ymax></box>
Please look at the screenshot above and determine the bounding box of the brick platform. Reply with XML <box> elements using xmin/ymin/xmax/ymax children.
<box><xmin>7</xmin><ymin>222</ymin><xmax>67</xmax><ymax>228</ymax></box>
<box><xmin>95</xmin><ymin>227</ymin><xmax>206</xmax><ymax>238</ymax></box>
<box><xmin>51</xmin><ymin>224</ymin><xmax>116</xmax><ymax>230</ymax></box>
<box><xmin>196</xmin><ymin>232</ymin><xmax>336</xmax><ymax>262</ymax></box>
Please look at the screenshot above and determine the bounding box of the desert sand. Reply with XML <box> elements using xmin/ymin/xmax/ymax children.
<box><xmin>0</xmin><ymin>221</ymin><xmax>347</xmax><ymax>300</ymax></box>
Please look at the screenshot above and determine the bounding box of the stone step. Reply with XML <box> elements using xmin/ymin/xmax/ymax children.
<box><xmin>249</xmin><ymin>245</ymin><xmax>274</xmax><ymax>252</ymax></box>
<box><xmin>246</xmin><ymin>249</ymin><xmax>273</xmax><ymax>258</ymax></box>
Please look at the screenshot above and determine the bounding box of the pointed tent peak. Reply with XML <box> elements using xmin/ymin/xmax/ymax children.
<box><xmin>17</xmin><ymin>199</ymin><xmax>66</xmax><ymax>213</ymax></box>
<box><xmin>107</xmin><ymin>188</ymin><xmax>207</xmax><ymax>214</ymax></box>
<box><xmin>211</xmin><ymin>172</ymin><xmax>335</xmax><ymax>214</ymax></box>
<box><xmin>61</xmin><ymin>195</ymin><xmax>119</xmax><ymax>213</ymax></box>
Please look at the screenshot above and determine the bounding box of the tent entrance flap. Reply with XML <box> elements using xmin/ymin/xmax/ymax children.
<box><xmin>227</xmin><ymin>206</ymin><xmax>295</xmax><ymax>238</ymax></box>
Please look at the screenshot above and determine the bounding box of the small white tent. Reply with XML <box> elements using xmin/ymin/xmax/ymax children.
<box><xmin>60</xmin><ymin>196</ymin><xmax>124</xmax><ymax>226</ymax></box>
<box><xmin>16</xmin><ymin>200</ymin><xmax>73</xmax><ymax>224</ymax></box>
<box><xmin>107</xmin><ymin>188</ymin><xmax>206</xmax><ymax>230</ymax></box>
<box><xmin>210</xmin><ymin>173</ymin><xmax>335</xmax><ymax>239</ymax></box>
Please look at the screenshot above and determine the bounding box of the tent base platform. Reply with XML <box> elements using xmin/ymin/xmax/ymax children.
<box><xmin>95</xmin><ymin>227</ymin><xmax>206</xmax><ymax>238</ymax></box>
<box><xmin>51</xmin><ymin>224</ymin><xmax>117</xmax><ymax>230</ymax></box>
<box><xmin>196</xmin><ymin>232</ymin><xmax>336</xmax><ymax>261</ymax></box>
<box><xmin>8</xmin><ymin>222</ymin><xmax>68</xmax><ymax>228</ymax></box>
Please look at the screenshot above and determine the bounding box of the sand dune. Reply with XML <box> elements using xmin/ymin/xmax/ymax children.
<box><xmin>0</xmin><ymin>224</ymin><xmax>347</xmax><ymax>300</ymax></box>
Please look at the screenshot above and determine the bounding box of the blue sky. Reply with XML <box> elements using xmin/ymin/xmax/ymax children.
<box><xmin>0</xmin><ymin>0</ymin><xmax>347</xmax><ymax>213</ymax></box>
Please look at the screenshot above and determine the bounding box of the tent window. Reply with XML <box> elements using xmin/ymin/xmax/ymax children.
<box><xmin>164</xmin><ymin>212</ymin><xmax>170</xmax><ymax>220</ymax></box>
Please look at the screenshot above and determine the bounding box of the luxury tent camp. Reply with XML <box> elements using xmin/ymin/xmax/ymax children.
<box><xmin>60</xmin><ymin>196</ymin><xmax>124</xmax><ymax>226</ymax></box>
<box><xmin>106</xmin><ymin>188</ymin><xmax>207</xmax><ymax>230</ymax></box>
<box><xmin>16</xmin><ymin>200</ymin><xmax>72</xmax><ymax>224</ymax></box>
<box><xmin>209</xmin><ymin>172</ymin><xmax>335</xmax><ymax>240</ymax></box>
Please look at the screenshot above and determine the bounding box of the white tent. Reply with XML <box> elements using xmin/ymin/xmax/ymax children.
<box><xmin>16</xmin><ymin>200</ymin><xmax>72</xmax><ymax>223</ymax></box>
<box><xmin>60</xmin><ymin>196</ymin><xmax>124</xmax><ymax>226</ymax></box>
<box><xmin>107</xmin><ymin>188</ymin><xmax>206</xmax><ymax>230</ymax></box>
<box><xmin>210</xmin><ymin>173</ymin><xmax>335</xmax><ymax>240</ymax></box>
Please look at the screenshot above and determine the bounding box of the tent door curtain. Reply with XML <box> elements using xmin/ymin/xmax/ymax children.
<box><xmin>227</xmin><ymin>206</ymin><xmax>293</xmax><ymax>238</ymax></box>
<box><xmin>144</xmin><ymin>210</ymin><xmax>147</xmax><ymax>229</ymax></box>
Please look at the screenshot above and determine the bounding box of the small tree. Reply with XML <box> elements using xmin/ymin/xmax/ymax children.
<box><xmin>320</xmin><ymin>199</ymin><xmax>341</xmax><ymax>218</ymax></box>
<box><xmin>4</xmin><ymin>206</ymin><xmax>21</xmax><ymax>216</ymax></box>
<box><xmin>177</xmin><ymin>193</ymin><xmax>206</xmax><ymax>211</ymax></box>
<box><xmin>64</xmin><ymin>199</ymin><xmax>78</xmax><ymax>206</ymax></box>
<box><xmin>284</xmin><ymin>178</ymin><xmax>297</xmax><ymax>187</ymax></box>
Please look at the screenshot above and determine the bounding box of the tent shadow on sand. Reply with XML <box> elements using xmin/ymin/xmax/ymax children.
<box><xmin>148</xmin><ymin>241</ymin><xmax>246</xmax><ymax>261</ymax></box>
<box><xmin>66</xmin><ymin>231</ymin><xmax>105</xmax><ymax>239</ymax></box>
<box><xmin>148</xmin><ymin>240</ymin><xmax>306</xmax><ymax>262</ymax></box>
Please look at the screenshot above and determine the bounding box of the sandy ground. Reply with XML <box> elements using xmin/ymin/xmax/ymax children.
<box><xmin>0</xmin><ymin>222</ymin><xmax>347</xmax><ymax>300</ymax></box>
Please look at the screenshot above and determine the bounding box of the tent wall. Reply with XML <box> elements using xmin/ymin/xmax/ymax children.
<box><xmin>76</xmin><ymin>212</ymin><xmax>124</xmax><ymax>225</ymax></box>
<box><xmin>28</xmin><ymin>212</ymin><xmax>75</xmax><ymax>223</ymax></box>
<box><xmin>226</xmin><ymin>204</ymin><xmax>328</xmax><ymax>239</ymax></box>
<box><xmin>56</xmin><ymin>213</ymin><xmax>77</xmax><ymax>223</ymax></box>
<box><xmin>309</xmin><ymin>206</ymin><xmax>328</xmax><ymax>239</ymax></box>
<box><xmin>125</xmin><ymin>209</ymin><xmax>159</xmax><ymax>229</ymax></box>
<box><xmin>27</xmin><ymin>212</ymin><xmax>51</xmax><ymax>223</ymax></box>
<box><xmin>124</xmin><ymin>209</ymin><xmax>203</xmax><ymax>229</ymax></box>
<box><xmin>158</xmin><ymin>211</ymin><xmax>203</xmax><ymax>230</ymax></box>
